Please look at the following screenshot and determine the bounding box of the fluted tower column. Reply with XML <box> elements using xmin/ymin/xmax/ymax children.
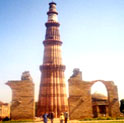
<box><xmin>37</xmin><ymin>2</ymin><xmax>68</xmax><ymax>117</ymax></box>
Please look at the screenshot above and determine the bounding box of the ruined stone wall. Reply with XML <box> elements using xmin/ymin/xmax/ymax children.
<box><xmin>91</xmin><ymin>80</ymin><xmax>120</xmax><ymax>118</ymax></box>
<box><xmin>0</xmin><ymin>103</ymin><xmax>10</xmax><ymax>118</ymax></box>
<box><xmin>6</xmin><ymin>80</ymin><xmax>35</xmax><ymax>120</ymax></box>
<box><xmin>68</xmin><ymin>69</ymin><xmax>120</xmax><ymax>120</ymax></box>
<box><xmin>103</xmin><ymin>82</ymin><xmax>120</xmax><ymax>117</ymax></box>
<box><xmin>68</xmin><ymin>78</ymin><xmax>93</xmax><ymax>119</ymax></box>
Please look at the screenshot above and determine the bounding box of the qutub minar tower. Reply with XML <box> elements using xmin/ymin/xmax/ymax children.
<box><xmin>37</xmin><ymin>2</ymin><xmax>68</xmax><ymax>117</ymax></box>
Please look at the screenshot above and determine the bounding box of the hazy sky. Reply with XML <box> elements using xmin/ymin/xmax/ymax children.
<box><xmin>0</xmin><ymin>0</ymin><xmax>124</xmax><ymax>103</ymax></box>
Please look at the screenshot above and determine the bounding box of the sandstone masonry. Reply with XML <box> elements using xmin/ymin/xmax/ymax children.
<box><xmin>6</xmin><ymin>72</ymin><xmax>35</xmax><ymax>120</ymax></box>
<box><xmin>68</xmin><ymin>69</ymin><xmax>120</xmax><ymax>120</ymax></box>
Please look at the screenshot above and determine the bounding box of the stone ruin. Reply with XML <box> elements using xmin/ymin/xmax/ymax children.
<box><xmin>6</xmin><ymin>71</ymin><xmax>35</xmax><ymax>120</ymax></box>
<box><xmin>21</xmin><ymin>71</ymin><xmax>32</xmax><ymax>81</ymax></box>
<box><xmin>68</xmin><ymin>68</ymin><xmax>120</xmax><ymax>120</ymax></box>
<box><xmin>5</xmin><ymin>68</ymin><xmax>121</xmax><ymax>120</ymax></box>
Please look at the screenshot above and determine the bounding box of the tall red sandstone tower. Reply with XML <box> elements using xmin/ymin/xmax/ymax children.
<box><xmin>37</xmin><ymin>2</ymin><xmax>68</xmax><ymax>117</ymax></box>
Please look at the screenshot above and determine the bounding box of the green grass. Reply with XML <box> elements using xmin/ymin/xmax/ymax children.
<box><xmin>80</xmin><ymin>120</ymin><xmax>124</xmax><ymax>123</ymax></box>
<box><xmin>1</xmin><ymin>121</ymin><xmax>124</xmax><ymax>123</ymax></box>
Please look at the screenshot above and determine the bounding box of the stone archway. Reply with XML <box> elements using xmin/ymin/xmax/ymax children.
<box><xmin>68</xmin><ymin>70</ymin><xmax>120</xmax><ymax>120</ymax></box>
<box><xmin>91</xmin><ymin>81</ymin><xmax>108</xmax><ymax>118</ymax></box>
<box><xmin>90</xmin><ymin>80</ymin><xmax>120</xmax><ymax>117</ymax></box>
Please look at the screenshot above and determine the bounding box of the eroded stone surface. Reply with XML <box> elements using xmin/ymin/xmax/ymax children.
<box><xmin>6</xmin><ymin>77</ymin><xmax>35</xmax><ymax>120</ymax></box>
<box><xmin>68</xmin><ymin>69</ymin><xmax>120</xmax><ymax>120</ymax></box>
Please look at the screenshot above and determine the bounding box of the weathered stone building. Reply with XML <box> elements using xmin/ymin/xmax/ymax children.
<box><xmin>37</xmin><ymin>2</ymin><xmax>68</xmax><ymax>117</ymax></box>
<box><xmin>0</xmin><ymin>101</ymin><xmax>10</xmax><ymax>119</ymax></box>
<box><xmin>6</xmin><ymin>71</ymin><xmax>35</xmax><ymax>120</ymax></box>
<box><xmin>3</xmin><ymin>1</ymin><xmax>121</xmax><ymax>120</ymax></box>
<box><xmin>92</xmin><ymin>93</ymin><xmax>109</xmax><ymax>118</ymax></box>
<box><xmin>68</xmin><ymin>69</ymin><xmax>120</xmax><ymax>119</ymax></box>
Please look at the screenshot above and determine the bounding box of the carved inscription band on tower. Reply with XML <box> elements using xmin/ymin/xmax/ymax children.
<box><xmin>37</xmin><ymin>2</ymin><xmax>68</xmax><ymax>117</ymax></box>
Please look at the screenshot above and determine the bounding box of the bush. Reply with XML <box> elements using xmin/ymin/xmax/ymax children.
<box><xmin>83</xmin><ymin>118</ymin><xmax>93</xmax><ymax>121</ymax></box>
<box><xmin>120</xmin><ymin>99</ymin><xmax>124</xmax><ymax>114</ymax></box>
<box><xmin>82</xmin><ymin>116</ymin><xmax>114</xmax><ymax>121</ymax></box>
<box><xmin>116</xmin><ymin>117</ymin><xmax>124</xmax><ymax>120</ymax></box>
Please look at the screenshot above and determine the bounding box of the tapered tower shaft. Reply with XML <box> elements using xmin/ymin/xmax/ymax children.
<box><xmin>37</xmin><ymin>2</ymin><xmax>68</xmax><ymax>117</ymax></box>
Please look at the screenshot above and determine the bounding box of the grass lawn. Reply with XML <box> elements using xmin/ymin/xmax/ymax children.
<box><xmin>1</xmin><ymin>120</ymin><xmax>124</xmax><ymax>123</ymax></box>
<box><xmin>80</xmin><ymin>120</ymin><xmax>124</xmax><ymax>123</ymax></box>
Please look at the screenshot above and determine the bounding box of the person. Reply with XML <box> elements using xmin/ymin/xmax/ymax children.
<box><xmin>64</xmin><ymin>111</ymin><xmax>68</xmax><ymax>123</ymax></box>
<box><xmin>48</xmin><ymin>112</ymin><xmax>54</xmax><ymax>123</ymax></box>
<box><xmin>2</xmin><ymin>117</ymin><xmax>10</xmax><ymax>121</ymax></box>
<box><xmin>60</xmin><ymin>113</ymin><xmax>64</xmax><ymax>123</ymax></box>
<box><xmin>43</xmin><ymin>113</ymin><xmax>48</xmax><ymax>123</ymax></box>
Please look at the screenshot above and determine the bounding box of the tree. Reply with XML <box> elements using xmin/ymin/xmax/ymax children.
<box><xmin>120</xmin><ymin>99</ymin><xmax>124</xmax><ymax>113</ymax></box>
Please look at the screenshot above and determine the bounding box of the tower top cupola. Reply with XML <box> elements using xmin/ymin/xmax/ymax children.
<box><xmin>47</xmin><ymin>2</ymin><xmax>58</xmax><ymax>22</ymax></box>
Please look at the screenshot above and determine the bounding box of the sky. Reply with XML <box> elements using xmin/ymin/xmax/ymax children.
<box><xmin>0</xmin><ymin>0</ymin><xmax>124</xmax><ymax>103</ymax></box>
